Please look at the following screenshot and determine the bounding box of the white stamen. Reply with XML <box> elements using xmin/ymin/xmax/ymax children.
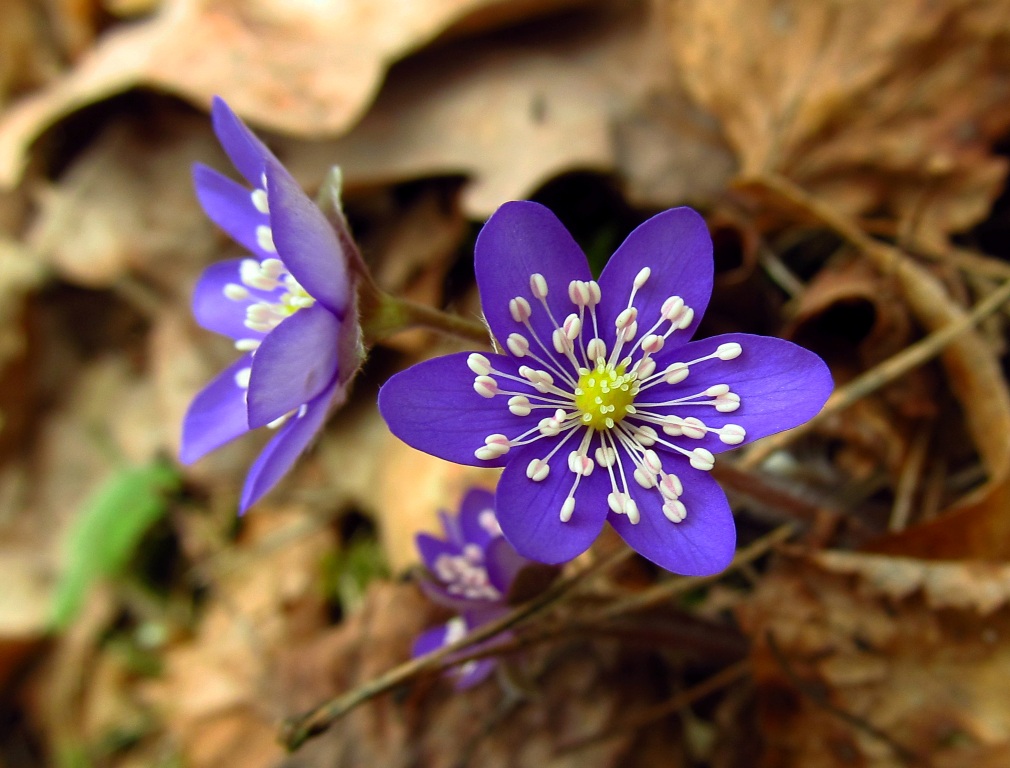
<box><xmin>507</xmin><ymin>333</ymin><xmax>530</xmax><ymax>357</ymax></box>
<box><xmin>560</xmin><ymin>497</ymin><xmax>575</xmax><ymax>522</ymax></box>
<box><xmin>663</xmin><ymin>362</ymin><xmax>690</xmax><ymax>384</ymax></box>
<box><xmin>256</xmin><ymin>225</ymin><xmax>277</xmax><ymax>253</ymax></box>
<box><xmin>251</xmin><ymin>188</ymin><xmax>269</xmax><ymax>214</ymax></box>
<box><xmin>509</xmin><ymin>297</ymin><xmax>532</xmax><ymax>323</ymax></box>
<box><xmin>587</xmin><ymin>281</ymin><xmax>602</xmax><ymax>306</ymax></box>
<box><xmin>530</xmin><ymin>273</ymin><xmax>548</xmax><ymax>300</ymax></box>
<box><xmin>527</xmin><ymin>458</ymin><xmax>550</xmax><ymax>482</ymax></box>
<box><xmin>716</xmin><ymin>342</ymin><xmax>742</xmax><ymax>360</ymax></box>
<box><xmin>608</xmin><ymin>492</ymin><xmax>626</xmax><ymax>514</ymax></box>
<box><xmin>719</xmin><ymin>424</ymin><xmax>747</xmax><ymax>445</ymax></box>
<box><xmin>234</xmin><ymin>367</ymin><xmax>252</xmax><ymax>389</ymax></box>
<box><xmin>235</xmin><ymin>338</ymin><xmax>261</xmax><ymax>351</ymax></box>
<box><xmin>616</xmin><ymin>307</ymin><xmax>637</xmax><ymax>330</ymax></box>
<box><xmin>662</xmin><ymin>500</ymin><xmax>687</xmax><ymax>523</ymax></box>
<box><xmin>689</xmin><ymin>448</ymin><xmax>715</xmax><ymax>471</ymax></box>
<box><xmin>467</xmin><ymin>353</ymin><xmax>491</xmax><ymax>375</ymax></box>
<box><xmin>633</xmin><ymin>267</ymin><xmax>651</xmax><ymax>289</ymax></box>
<box><xmin>705</xmin><ymin>384</ymin><xmax>730</xmax><ymax>397</ymax></box>
<box><xmin>641</xmin><ymin>334</ymin><xmax>664</xmax><ymax>355</ymax></box>
<box><xmin>587</xmin><ymin>338</ymin><xmax>606</xmax><ymax>362</ymax></box>
<box><xmin>224</xmin><ymin>283</ymin><xmax>250</xmax><ymax>301</ymax></box>
<box><xmin>624</xmin><ymin>498</ymin><xmax>641</xmax><ymax>524</ymax></box>
<box><xmin>661</xmin><ymin>296</ymin><xmax>684</xmax><ymax>321</ymax></box>
<box><xmin>508</xmin><ymin>395</ymin><xmax>532</xmax><ymax>416</ymax></box>
<box><xmin>563</xmin><ymin>314</ymin><xmax>582</xmax><ymax>341</ymax></box>
<box><xmin>473</xmin><ymin>376</ymin><xmax>498</xmax><ymax>398</ymax></box>
<box><xmin>595</xmin><ymin>446</ymin><xmax>617</xmax><ymax>467</ymax></box>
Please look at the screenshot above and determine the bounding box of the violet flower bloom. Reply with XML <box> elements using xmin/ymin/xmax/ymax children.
<box><xmin>380</xmin><ymin>202</ymin><xmax>832</xmax><ymax>576</ymax></box>
<box><xmin>180</xmin><ymin>97</ymin><xmax>361</xmax><ymax>511</ymax></box>
<box><xmin>412</xmin><ymin>488</ymin><xmax>531</xmax><ymax>689</ymax></box>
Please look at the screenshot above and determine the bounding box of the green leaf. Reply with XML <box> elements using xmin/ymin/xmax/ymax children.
<box><xmin>51</xmin><ymin>462</ymin><xmax>179</xmax><ymax>629</ymax></box>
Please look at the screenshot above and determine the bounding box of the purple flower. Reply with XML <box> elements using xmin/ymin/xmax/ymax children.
<box><xmin>412</xmin><ymin>488</ymin><xmax>532</xmax><ymax>688</ymax></box>
<box><xmin>180</xmin><ymin>97</ymin><xmax>361</xmax><ymax>511</ymax></box>
<box><xmin>379</xmin><ymin>202</ymin><xmax>832</xmax><ymax>576</ymax></box>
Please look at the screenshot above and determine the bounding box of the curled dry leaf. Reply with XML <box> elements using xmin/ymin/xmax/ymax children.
<box><xmin>738</xmin><ymin>552</ymin><xmax>1010</xmax><ymax>768</ymax></box>
<box><xmin>670</xmin><ymin>0</ymin><xmax>1010</xmax><ymax>248</ymax></box>
<box><xmin>289</xmin><ymin>2</ymin><xmax>734</xmax><ymax>216</ymax></box>
<box><xmin>0</xmin><ymin>0</ymin><xmax>596</xmax><ymax>188</ymax></box>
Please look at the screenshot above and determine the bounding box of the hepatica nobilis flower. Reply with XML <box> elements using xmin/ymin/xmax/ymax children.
<box><xmin>180</xmin><ymin>97</ymin><xmax>361</xmax><ymax>511</ymax></box>
<box><xmin>413</xmin><ymin>488</ymin><xmax>532</xmax><ymax>688</ymax></box>
<box><xmin>380</xmin><ymin>202</ymin><xmax>832</xmax><ymax>576</ymax></box>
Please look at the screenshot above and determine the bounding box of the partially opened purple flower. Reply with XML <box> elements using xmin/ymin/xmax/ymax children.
<box><xmin>380</xmin><ymin>202</ymin><xmax>832</xmax><ymax>576</ymax></box>
<box><xmin>180</xmin><ymin>97</ymin><xmax>361</xmax><ymax>511</ymax></box>
<box><xmin>413</xmin><ymin>488</ymin><xmax>532</xmax><ymax>688</ymax></box>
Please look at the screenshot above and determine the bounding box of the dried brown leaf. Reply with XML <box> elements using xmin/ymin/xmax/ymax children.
<box><xmin>670</xmin><ymin>0</ymin><xmax>1010</xmax><ymax>247</ymax></box>
<box><xmin>0</xmin><ymin>0</ymin><xmax>595</xmax><ymax>188</ymax></box>
<box><xmin>737</xmin><ymin>553</ymin><xmax>1010</xmax><ymax>767</ymax></box>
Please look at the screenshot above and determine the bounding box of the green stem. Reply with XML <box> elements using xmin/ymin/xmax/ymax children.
<box><xmin>360</xmin><ymin>289</ymin><xmax>492</xmax><ymax>347</ymax></box>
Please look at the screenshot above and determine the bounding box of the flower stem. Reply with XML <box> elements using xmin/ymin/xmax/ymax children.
<box><xmin>360</xmin><ymin>288</ymin><xmax>491</xmax><ymax>347</ymax></box>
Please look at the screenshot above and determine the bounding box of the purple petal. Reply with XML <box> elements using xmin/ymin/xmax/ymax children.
<box><xmin>484</xmin><ymin>537</ymin><xmax>531</xmax><ymax>594</ymax></box>
<box><xmin>596</xmin><ymin>207</ymin><xmax>713</xmax><ymax>349</ymax></box>
<box><xmin>192</xmin><ymin>164</ymin><xmax>271</xmax><ymax>258</ymax></box>
<box><xmin>412</xmin><ymin>623</ymin><xmax>451</xmax><ymax>658</ymax></box>
<box><xmin>191</xmin><ymin>259</ymin><xmax>271</xmax><ymax>341</ymax></box>
<box><xmin>494</xmin><ymin>440</ymin><xmax>609</xmax><ymax>565</ymax></box>
<box><xmin>608</xmin><ymin>459</ymin><xmax>735</xmax><ymax>576</ymax></box>
<box><xmin>239</xmin><ymin>380</ymin><xmax>336</xmax><ymax>511</ymax></box>
<box><xmin>265</xmin><ymin>163</ymin><xmax>350</xmax><ymax>316</ymax></box>
<box><xmin>475</xmin><ymin>201</ymin><xmax>592</xmax><ymax>351</ymax></box>
<box><xmin>458</xmin><ymin>487</ymin><xmax>497</xmax><ymax>548</ymax></box>
<box><xmin>180</xmin><ymin>356</ymin><xmax>252</xmax><ymax>464</ymax></box>
<box><xmin>645</xmin><ymin>333</ymin><xmax>833</xmax><ymax>455</ymax></box>
<box><xmin>437</xmin><ymin>510</ymin><xmax>464</xmax><ymax>547</ymax></box>
<box><xmin>378</xmin><ymin>351</ymin><xmax>539</xmax><ymax>469</ymax></box>
<box><xmin>210</xmin><ymin>96</ymin><xmax>278</xmax><ymax>187</ymax></box>
<box><xmin>416</xmin><ymin>533</ymin><xmax>460</xmax><ymax>573</ymax></box>
<box><xmin>452</xmin><ymin>657</ymin><xmax>497</xmax><ymax>690</ymax></box>
<box><xmin>246</xmin><ymin>305</ymin><xmax>341</xmax><ymax>428</ymax></box>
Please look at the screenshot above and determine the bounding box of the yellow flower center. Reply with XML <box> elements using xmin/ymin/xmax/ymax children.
<box><xmin>574</xmin><ymin>362</ymin><xmax>638</xmax><ymax>430</ymax></box>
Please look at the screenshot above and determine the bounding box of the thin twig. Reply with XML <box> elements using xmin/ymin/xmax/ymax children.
<box><xmin>590</xmin><ymin>524</ymin><xmax>797</xmax><ymax>622</ymax></box>
<box><xmin>279</xmin><ymin>546</ymin><xmax>633</xmax><ymax>750</ymax></box>
<box><xmin>557</xmin><ymin>659</ymin><xmax>751</xmax><ymax>754</ymax></box>
<box><xmin>739</xmin><ymin>275</ymin><xmax>1010</xmax><ymax>469</ymax></box>
<box><xmin>765</xmin><ymin>632</ymin><xmax>924</xmax><ymax>766</ymax></box>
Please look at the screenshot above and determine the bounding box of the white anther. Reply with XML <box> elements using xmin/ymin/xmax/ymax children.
<box><xmin>568</xmin><ymin>451</ymin><xmax>595</xmax><ymax>476</ymax></box>
<box><xmin>251</xmin><ymin>188</ymin><xmax>269</xmax><ymax>214</ymax></box>
<box><xmin>633</xmin><ymin>267</ymin><xmax>651</xmax><ymax>289</ymax></box>
<box><xmin>560</xmin><ymin>497</ymin><xmax>576</xmax><ymax>523</ymax></box>
<box><xmin>677</xmin><ymin>307</ymin><xmax>695</xmax><ymax>330</ymax></box>
<box><xmin>624</xmin><ymin>320</ymin><xmax>638</xmax><ymax>340</ymax></box>
<box><xmin>234</xmin><ymin>367</ymin><xmax>252</xmax><ymax>389</ymax></box>
<box><xmin>633</xmin><ymin>357</ymin><xmax>656</xmax><ymax>379</ymax></box>
<box><xmin>616</xmin><ymin>307</ymin><xmax>638</xmax><ymax>330</ymax></box>
<box><xmin>595</xmin><ymin>446</ymin><xmax>617</xmax><ymax>467</ymax></box>
<box><xmin>223</xmin><ymin>283</ymin><xmax>250</xmax><ymax>301</ymax></box>
<box><xmin>624</xmin><ymin>498</ymin><xmax>641</xmax><ymax>524</ymax></box>
<box><xmin>587</xmin><ymin>281</ymin><xmax>602</xmax><ymax>306</ymax></box>
<box><xmin>716</xmin><ymin>342</ymin><xmax>743</xmax><ymax>360</ymax></box>
<box><xmin>643</xmin><ymin>449</ymin><xmax>663</xmax><ymax>473</ymax></box>
<box><xmin>660</xmin><ymin>473</ymin><xmax>683</xmax><ymax>500</ymax></box>
<box><xmin>662</xmin><ymin>500</ymin><xmax>687</xmax><ymax>523</ymax></box>
<box><xmin>509</xmin><ymin>297</ymin><xmax>532</xmax><ymax>323</ymax></box>
<box><xmin>266</xmin><ymin>412</ymin><xmax>292</xmax><ymax>429</ymax></box>
<box><xmin>526</xmin><ymin>458</ymin><xmax>550</xmax><ymax>482</ymax></box>
<box><xmin>719</xmin><ymin>424</ymin><xmax>747</xmax><ymax>445</ymax></box>
<box><xmin>607</xmin><ymin>492</ymin><xmax>625</xmax><ymax>514</ymax></box>
<box><xmin>538</xmin><ymin>417</ymin><xmax>562</xmax><ymax>437</ymax></box>
<box><xmin>467</xmin><ymin>353</ymin><xmax>492</xmax><ymax>375</ymax></box>
<box><xmin>633</xmin><ymin>425</ymin><xmax>658</xmax><ymax>446</ymax></box>
<box><xmin>235</xmin><ymin>338</ymin><xmax>261</xmax><ymax>351</ymax></box>
<box><xmin>715</xmin><ymin>393</ymin><xmax>741</xmax><ymax>413</ymax></box>
<box><xmin>563</xmin><ymin>313</ymin><xmax>582</xmax><ymax>340</ymax></box>
<box><xmin>475</xmin><ymin>434</ymin><xmax>511</xmax><ymax>460</ymax></box>
<box><xmin>569</xmin><ymin>280</ymin><xmax>590</xmax><ymax>307</ymax></box>
<box><xmin>587</xmin><ymin>338</ymin><xmax>606</xmax><ymax>362</ymax></box>
<box><xmin>506</xmin><ymin>333</ymin><xmax>530</xmax><ymax>357</ymax></box>
<box><xmin>663</xmin><ymin>362</ymin><xmax>690</xmax><ymax>384</ymax></box>
<box><xmin>552</xmin><ymin>328</ymin><xmax>570</xmax><ymax>354</ymax></box>
<box><xmin>530</xmin><ymin>273</ymin><xmax>548</xmax><ymax>300</ymax></box>
<box><xmin>256</xmin><ymin>225</ymin><xmax>277</xmax><ymax>253</ymax></box>
<box><xmin>508</xmin><ymin>395</ymin><xmax>532</xmax><ymax>416</ymax></box>
<box><xmin>661</xmin><ymin>296</ymin><xmax>684</xmax><ymax>321</ymax></box>
<box><xmin>705</xmin><ymin>384</ymin><xmax>731</xmax><ymax>397</ymax></box>
<box><xmin>261</xmin><ymin>258</ymin><xmax>285</xmax><ymax>278</ymax></box>
<box><xmin>678</xmin><ymin>417</ymin><xmax>707</xmax><ymax>440</ymax></box>
<box><xmin>689</xmin><ymin>448</ymin><xmax>716</xmax><ymax>471</ymax></box>
<box><xmin>473</xmin><ymin>376</ymin><xmax>498</xmax><ymax>398</ymax></box>
<box><xmin>641</xmin><ymin>334</ymin><xmax>664</xmax><ymax>355</ymax></box>
<box><xmin>634</xmin><ymin>467</ymin><xmax>657</xmax><ymax>489</ymax></box>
